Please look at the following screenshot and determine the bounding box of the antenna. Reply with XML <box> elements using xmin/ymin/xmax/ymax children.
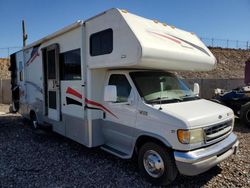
<box><xmin>22</xmin><ymin>20</ymin><xmax>28</xmax><ymax>47</ymax></box>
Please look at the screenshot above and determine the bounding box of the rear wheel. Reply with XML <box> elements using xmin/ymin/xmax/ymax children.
<box><xmin>138</xmin><ymin>142</ymin><xmax>178</xmax><ymax>185</ymax></box>
<box><xmin>240</xmin><ymin>103</ymin><xmax>250</xmax><ymax>128</ymax></box>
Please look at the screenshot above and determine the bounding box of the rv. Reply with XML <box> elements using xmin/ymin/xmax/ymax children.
<box><xmin>9</xmin><ymin>9</ymin><xmax>239</xmax><ymax>185</ymax></box>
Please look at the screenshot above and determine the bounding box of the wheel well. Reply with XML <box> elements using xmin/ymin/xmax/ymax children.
<box><xmin>135</xmin><ymin>135</ymin><xmax>170</xmax><ymax>154</ymax></box>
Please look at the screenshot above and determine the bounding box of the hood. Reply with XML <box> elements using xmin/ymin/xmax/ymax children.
<box><xmin>152</xmin><ymin>99</ymin><xmax>233</xmax><ymax>128</ymax></box>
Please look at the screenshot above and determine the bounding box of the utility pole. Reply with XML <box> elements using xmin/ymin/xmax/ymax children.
<box><xmin>22</xmin><ymin>20</ymin><xmax>28</xmax><ymax>47</ymax></box>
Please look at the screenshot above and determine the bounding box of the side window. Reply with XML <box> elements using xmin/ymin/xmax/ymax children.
<box><xmin>90</xmin><ymin>28</ymin><xmax>113</xmax><ymax>56</ymax></box>
<box><xmin>108</xmin><ymin>74</ymin><xmax>132</xmax><ymax>103</ymax></box>
<box><xmin>60</xmin><ymin>49</ymin><xmax>81</xmax><ymax>80</ymax></box>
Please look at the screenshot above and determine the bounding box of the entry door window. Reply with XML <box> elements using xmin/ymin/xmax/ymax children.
<box><xmin>108</xmin><ymin>74</ymin><xmax>132</xmax><ymax>103</ymax></box>
<box><xmin>48</xmin><ymin>50</ymin><xmax>56</xmax><ymax>79</ymax></box>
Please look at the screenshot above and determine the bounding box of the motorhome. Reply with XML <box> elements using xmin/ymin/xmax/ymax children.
<box><xmin>9</xmin><ymin>8</ymin><xmax>239</xmax><ymax>185</ymax></box>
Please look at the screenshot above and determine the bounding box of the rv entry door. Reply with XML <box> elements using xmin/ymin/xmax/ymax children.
<box><xmin>45</xmin><ymin>44</ymin><xmax>60</xmax><ymax>121</ymax></box>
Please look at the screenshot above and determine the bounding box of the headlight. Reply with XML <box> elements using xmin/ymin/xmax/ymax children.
<box><xmin>177</xmin><ymin>128</ymin><xmax>204</xmax><ymax>144</ymax></box>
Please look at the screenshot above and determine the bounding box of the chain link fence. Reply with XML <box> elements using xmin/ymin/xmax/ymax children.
<box><xmin>200</xmin><ymin>37</ymin><xmax>250</xmax><ymax>50</ymax></box>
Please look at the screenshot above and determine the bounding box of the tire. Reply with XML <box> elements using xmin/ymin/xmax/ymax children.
<box><xmin>240</xmin><ymin>102</ymin><xmax>250</xmax><ymax>128</ymax></box>
<box><xmin>138</xmin><ymin>142</ymin><xmax>178</xmax><ymax>185</ymax></box>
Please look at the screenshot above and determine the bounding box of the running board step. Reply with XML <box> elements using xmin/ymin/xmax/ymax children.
<box><xmin>101</xmin><ymin>145</ymin><xmax>130</xmax><ymax>159</ymax></box>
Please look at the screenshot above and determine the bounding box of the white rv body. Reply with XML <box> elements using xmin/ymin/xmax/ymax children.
<box><xmin>10</xmin><ymin>9</ymin><xmax>238</xmax><ymax>184</ymax></box>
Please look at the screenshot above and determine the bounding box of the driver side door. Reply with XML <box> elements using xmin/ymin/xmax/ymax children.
<box><xmin>103</xmin><ymin>74</ymin><xmax>138</xmax><ymax>154</ymax></box>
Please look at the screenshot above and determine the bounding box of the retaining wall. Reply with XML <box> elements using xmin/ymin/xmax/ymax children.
<box><xmin>0</xmin><ymin>79</ymin><xmax>11</xmax><ymax>104</ymax></box>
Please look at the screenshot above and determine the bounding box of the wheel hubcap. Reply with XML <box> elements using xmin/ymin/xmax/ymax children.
<box><xmin>143</xmin><ymin>150</ymin><xmax>165</xmax><ymax>178</ymax></box>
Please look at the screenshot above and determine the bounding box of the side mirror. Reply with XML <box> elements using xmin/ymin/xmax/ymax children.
<box><xmin>193</xmin><ymin>83</ymin><xmax>200</xmax><ymax>96</ymax></box>
<box><xmin>104</xmin><ymin>85</ymin><xmax>117</xmax><ymax>102</ymax></box>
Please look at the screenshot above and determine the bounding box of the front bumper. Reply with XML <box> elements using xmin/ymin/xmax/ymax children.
<box><xmin>174</xmin><ymin>133</ymin><xmax>239</xmax><ymax>176</ymax></box>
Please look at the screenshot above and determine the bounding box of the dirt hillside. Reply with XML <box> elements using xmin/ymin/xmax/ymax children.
<box><xmin>1</xmin><ymin>48</ymin><xmax>250</xmax><ymax>80</ymax></box>
<box><xmin>177</xmin><ymin>48</ymin><xmax>250</xmax><ymax>79</ymax></box>
<box><xmin>0</xmin><ymin>58</ymin><xmax>10</xmax><ymax>79</ymax></box>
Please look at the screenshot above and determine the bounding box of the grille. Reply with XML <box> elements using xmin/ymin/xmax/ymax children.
<box><xmin>204</xmin><ymin>120</ymin><xmax>232</xmax><ymax>143</ymax></box>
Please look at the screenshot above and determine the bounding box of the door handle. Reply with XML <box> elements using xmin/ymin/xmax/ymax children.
<box><xmin>52</xmin><ymin>80</ymin><xmax>59</xmax><ymax>88</ymax></box>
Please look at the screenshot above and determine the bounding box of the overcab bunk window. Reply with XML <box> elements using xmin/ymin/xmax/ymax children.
<box><xmin>90</xmin><ymin>28</ymin><xmax>113</xmax><ymax>56</ymax></box>
<box><xmin>60</xmin><ymin>49</ymin><xmax>81</xmax><ymax>80</ymax></box>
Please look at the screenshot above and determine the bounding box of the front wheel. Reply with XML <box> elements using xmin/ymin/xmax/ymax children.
<box><xmin>138</xmin><ymin>142</ymin><xmax>178</xmax><ymax>185</ymax></box>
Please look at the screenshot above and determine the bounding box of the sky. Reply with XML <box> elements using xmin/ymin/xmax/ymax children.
<box><xmin>0</xmin><ymin>0</ymin><xmax>250</xmax><ymax>57</ymax></box>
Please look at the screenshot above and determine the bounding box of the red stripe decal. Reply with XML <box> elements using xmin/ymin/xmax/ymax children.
<box><xmin>85</xmin><ymin>98</ymin><xmax>118</xmax><ymax>119</ymax></box>
<box><xmin>149</xmin><ymin>31</ymin><xmax>181</xmax><ymax>44</ymax></box>
<box><xmin>66</xmin><ymin>87</ymin><xmax>82</xmax><ymax>99</ymax></box>
<box><xmin>66</xmin><ymin>87</ymin><xmax>118</xmax><ymax>119</ymax></box>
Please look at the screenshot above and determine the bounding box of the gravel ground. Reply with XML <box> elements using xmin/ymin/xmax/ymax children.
<box><xmin>0</xmin><ymin>104</ymin><xmax>249</xmax><ymax>188</ymax></box>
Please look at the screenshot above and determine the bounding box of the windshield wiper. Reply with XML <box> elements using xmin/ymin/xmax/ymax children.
<box><xmin>147</xmin><ymin>97</ymin><xmax>168</xmax><ymax>103</ymax></box>
<box><xmin>147</xmin><ymin>97</ymin><xmax>182</xmax><ymax>103</ymax></box>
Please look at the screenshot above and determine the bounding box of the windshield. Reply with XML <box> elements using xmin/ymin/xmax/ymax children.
<box><xmin>130</xmin><ymin>71</ymin><xmax>199</xmax><ymax>104</ymax></box>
